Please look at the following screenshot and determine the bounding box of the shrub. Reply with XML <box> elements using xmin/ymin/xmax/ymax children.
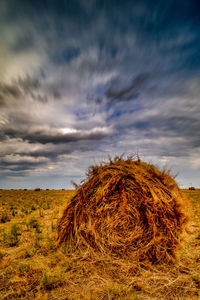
<box><xmin>24</xmin><ymin>248</ymin><xmax>32</xmax><ymax>258</ymax></box>
<box><xmin>51</xmin><ymin>221</ymin><xmax>55</xmax><ymax>231</ymax></box>
<box><xmin>17</xmin><ymin>263</ymin><xmax>31</xmax><ymax>275</ymax></box>
<box><xmin>7</xmin><ymin>223</ymin><xmax>19</xmax><ymax>246</ymax></box>
<box><xmin>42</xmin><ymin>272</ymin><xmax>64</xmax><ymax>290</ymax></box>
<box><xmin>28</xmin><ymin>217</ymin><xmax>40</xmax><ymax>233</ymax></box>
<box><xmin>0</xmin><ymin>211</ymin><xmax>10</xmax><ymax>223</ymax></box>
<box><xmin>0</xmin><ymin>251</ymin><xmax>4</xmax><ymax>259</ymax></box>
<box><xmin>189</xmin><ymin>187</ymin><xmax>196</xmax><ymax>190</ymax></box>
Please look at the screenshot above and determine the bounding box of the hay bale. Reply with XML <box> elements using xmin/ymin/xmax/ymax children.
<box><xmin>57</xmin><ymin>157</ymin><xmax>188</xmax><ymax>265</ymax></box>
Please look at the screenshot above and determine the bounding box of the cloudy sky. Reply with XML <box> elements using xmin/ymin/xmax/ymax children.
<box><xmin>0</xmin><ymin>0</ymin><xmax>200</xmax><ymax>189</ymax></box>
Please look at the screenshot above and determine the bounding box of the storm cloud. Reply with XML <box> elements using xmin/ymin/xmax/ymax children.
<box><xmin>2</xmin><ymin>126</ymin><xmax>113</xmax><ymax>144</ymax></box>
<box><xmin>0</xmin><ymin>0</ymin><xmax>200</xmax><ymax>188</ymax></box>
<box><xmin>105</xmin><ymin>73</ymin><xmax>149</xmax><ymax>102</ymax></box>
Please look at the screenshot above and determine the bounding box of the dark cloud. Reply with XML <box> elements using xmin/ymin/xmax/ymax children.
<box><xmin>2</xmin><ymin>126</ymin><xmax>112</xmax><ymax>144</ymax></box>
<box><xmin>127</xmin><ymin>113</ymin><xmax>200</xmax><ymax>152</ymax></box>
<box><xmin>51</xmin><ymin>47</ymin><xmax>80</xmax><ymax>65</ymax></box>
<box><xmin>11</xmin><ymin>31</ymin><xmax>35</xmax><ymax>53</ymax></box>
<box><xmin>0</xmin><ymin>154</ymin><xmax>49</xmax><ymax>174</ymax></box>
<box><xmin>105</xmin><ymin>73</ymin><xmax>149</xmax><ymax>102</ymax></box>
<box><xmin>51</xmin><ymin>88</ymin><xmax>61</xmax><ymax>99</ymax></box>
<box><xmin>0</xmin><ymin>74</ymin><xmax>59</xmax><ymax>105</ymax></box>
<box><xmin>1</xmin><ymin>160</ymin><xmax>46</xmax><ymax>171</ymax></box>
<box><xmin>0</xmin><ymin>82</ymin><xmax>22</xmax><ymax>99</ymax></box>
<box><xmin>17</xmin><ymin>75</ymin><xmax>40</xmax><ymax>93</ymax></box>
<box><xmin>0</xmin><ymin>94</ymin><xmax>6</xmax><ymax>107</ymax></box>
<box><xmin>16</xmin><ymin>74</ymin><xmax>61</xmax><ymax>101</ymax></box>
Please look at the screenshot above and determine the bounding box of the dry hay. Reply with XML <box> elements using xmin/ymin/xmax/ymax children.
<box><xmin>57</xmin><ymin>157</ymin><xmax>188</xmax><ymax>267</ymax></box>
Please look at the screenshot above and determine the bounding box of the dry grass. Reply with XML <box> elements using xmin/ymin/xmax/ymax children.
<box><xmin>58</xmin><ymin>157</ymin><xmax>188</xmax><ymax>267</ymax></box>
<box><xmin>0</xmin><ymin>187</ymin><xmax>199</xmax><ymax>299</ymax></box>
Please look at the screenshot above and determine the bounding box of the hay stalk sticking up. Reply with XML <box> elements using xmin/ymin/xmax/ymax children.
<box><xmin>57</xmin><ymin>157</ymin><xmax>188</xmax><ymax>266</ymax></box>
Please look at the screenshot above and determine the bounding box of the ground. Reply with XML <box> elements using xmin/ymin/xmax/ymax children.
<box><xmin>0</xmin><ymin>189</ymin><xmax>199</xmax><ymax>299</ymax></box>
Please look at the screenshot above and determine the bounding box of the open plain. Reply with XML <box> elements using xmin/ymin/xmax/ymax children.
<box><xmin>0</xmin><ymin>189</ymin><xmax>199</xmax><ymax>299</ymax></box>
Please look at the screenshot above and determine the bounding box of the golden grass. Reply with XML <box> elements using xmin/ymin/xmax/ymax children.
<box><xmin>0</xmin><ymin>187</ymin><xmax>199</xmax><ymax>299</ymax></box>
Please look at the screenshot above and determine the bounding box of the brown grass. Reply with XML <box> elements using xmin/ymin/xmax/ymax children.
<box><xmin>57</xmin><ymin>157</ymin><xmax>188</xmax><ymax>270</ymax></box>
<box><xmin>0</xmin><ymin>188</ymin><xmax>199</xmax><ymax>299</ymax></box>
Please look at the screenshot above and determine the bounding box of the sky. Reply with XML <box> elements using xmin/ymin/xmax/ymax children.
<box><xmin>0</xmin><ymin>0</ymin><xmax>200</xmax><ymax>189</ymax></box>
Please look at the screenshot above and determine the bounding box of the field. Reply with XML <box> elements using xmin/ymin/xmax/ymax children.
<box><xmin>0</xmin><ymin>189</ymin><xmax>199</xmax><ymax>299</ymax></box>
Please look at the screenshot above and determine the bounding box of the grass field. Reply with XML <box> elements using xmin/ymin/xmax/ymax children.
<box><xmin>0</xmin><ymin>189</ymin><xmax>199</xmax><ymax>299</ymax></box>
